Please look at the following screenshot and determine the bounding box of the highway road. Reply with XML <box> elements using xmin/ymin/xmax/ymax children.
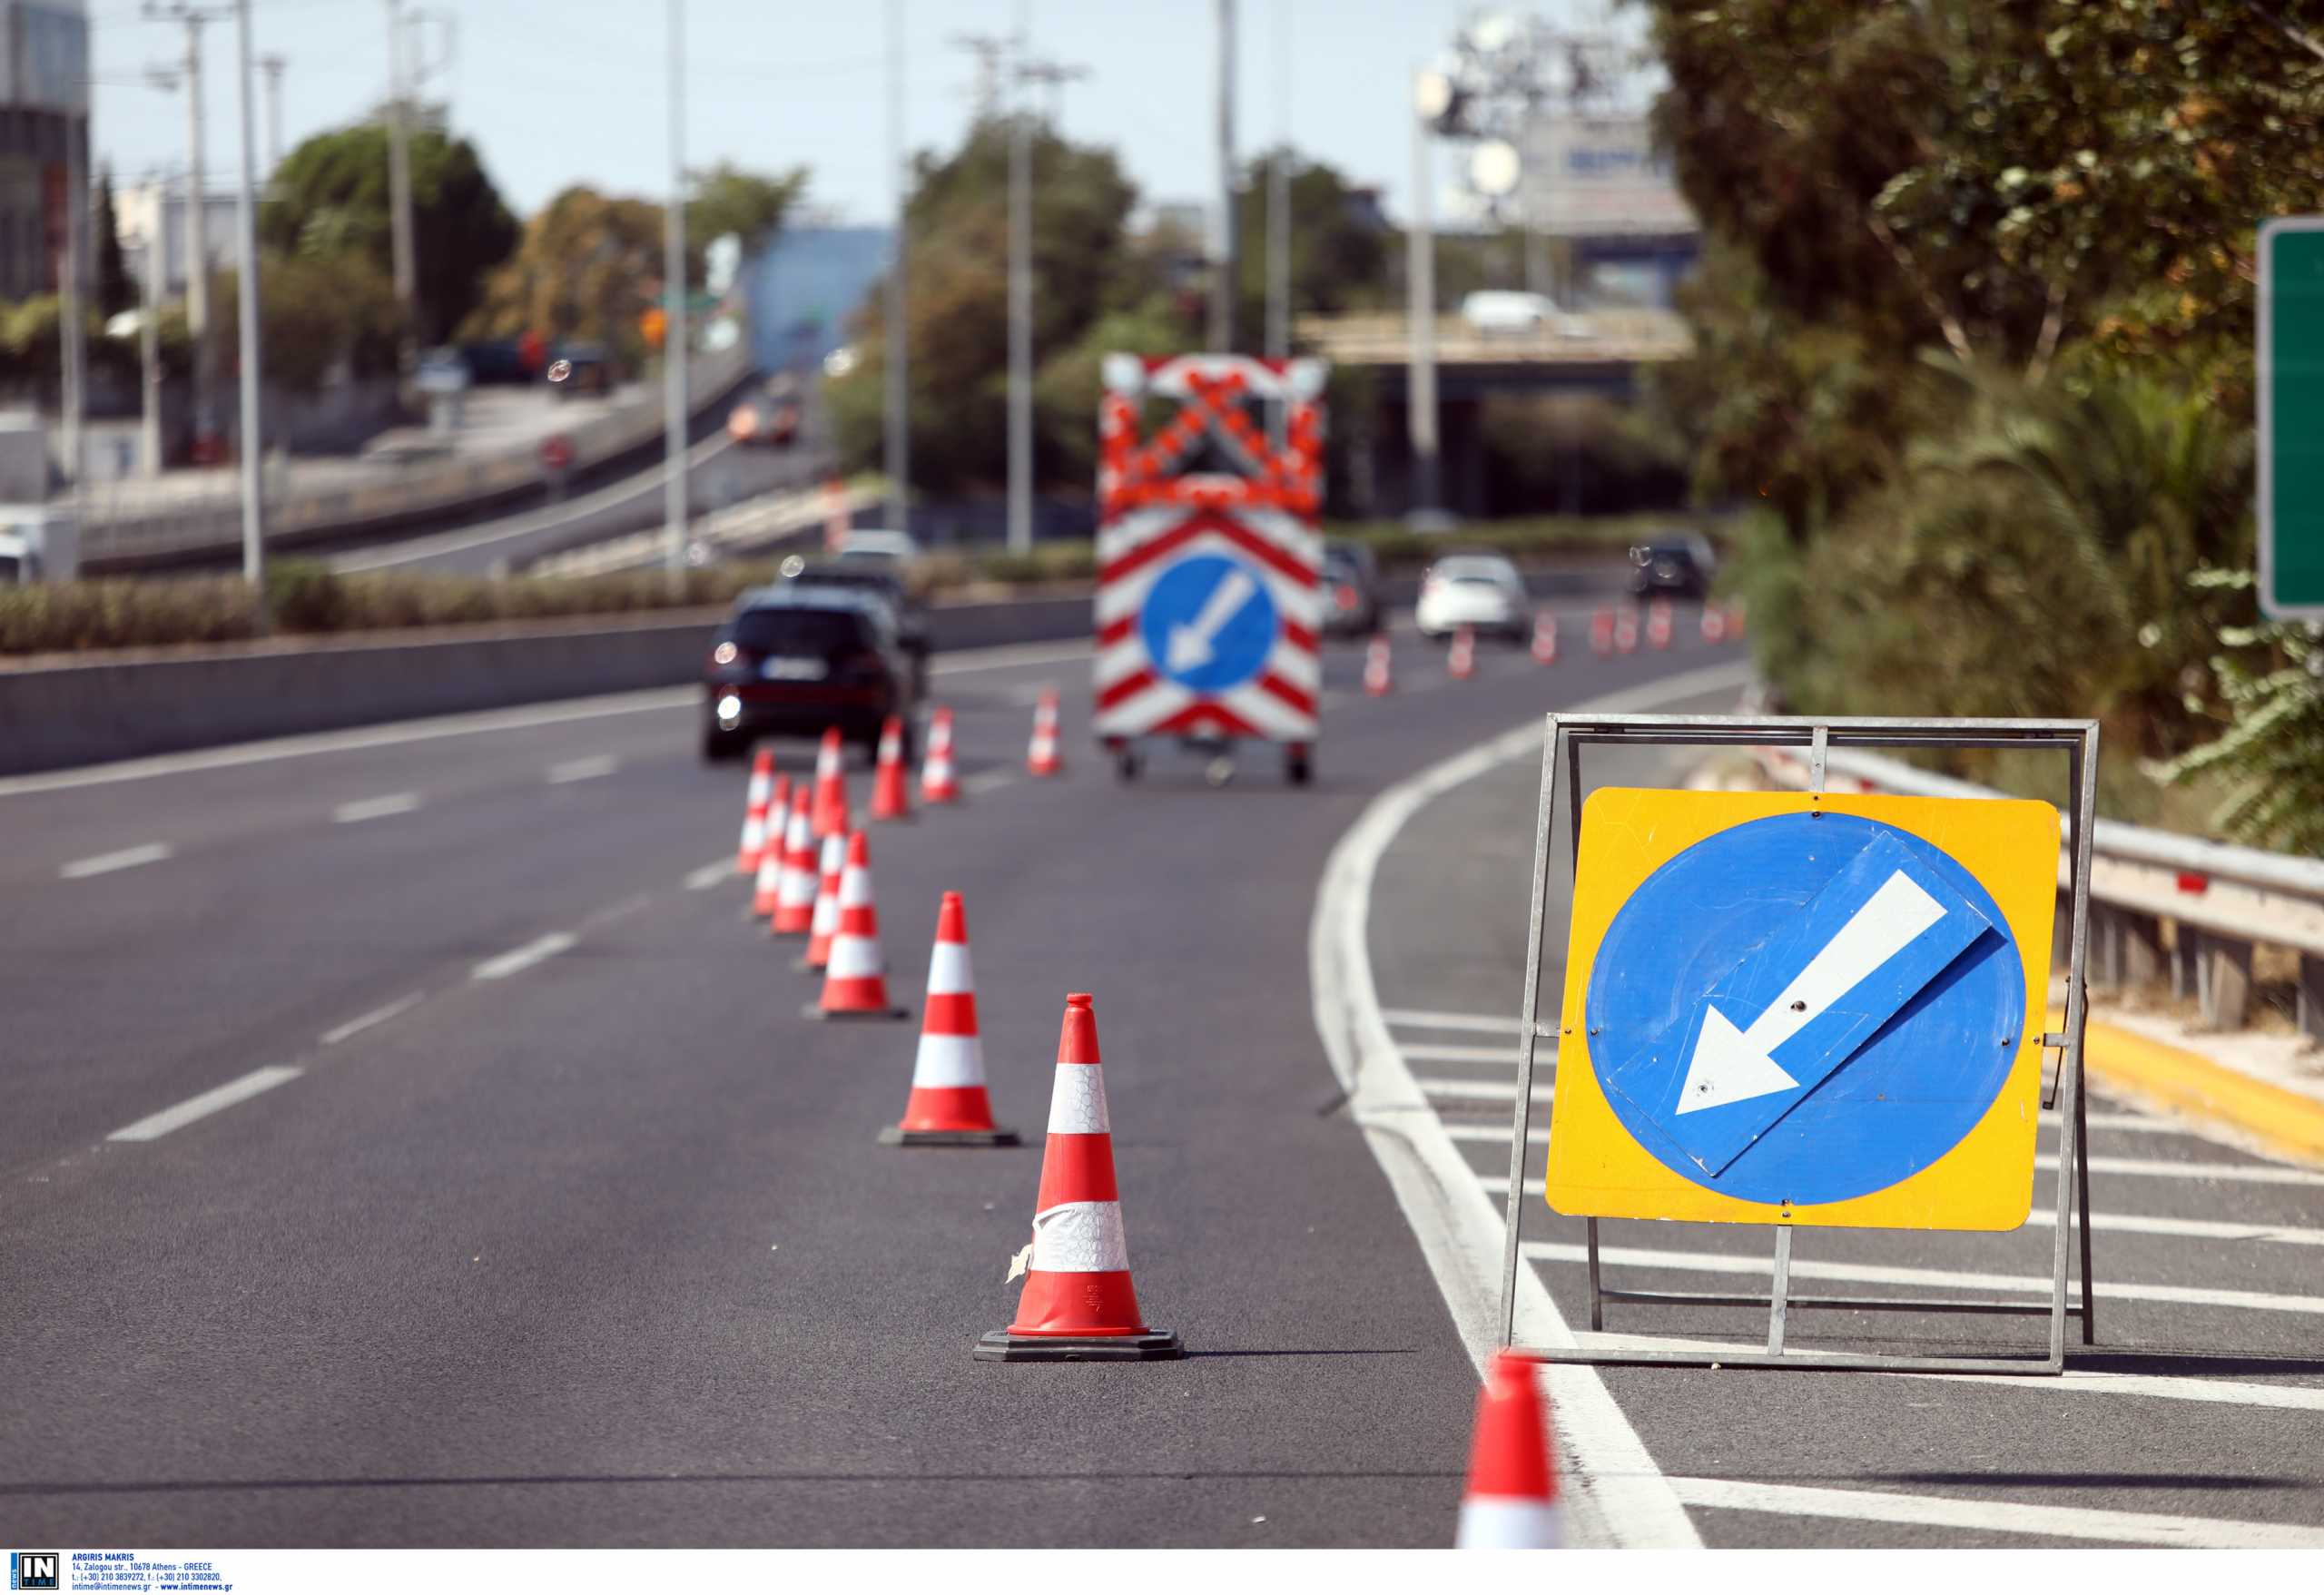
<box><xmin>4</xmin><ymin>605</ymin><xmax>2320</xmax><ymax>1548</ymax></box>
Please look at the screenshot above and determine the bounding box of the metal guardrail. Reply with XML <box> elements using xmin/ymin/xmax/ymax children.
<box><xmin>1759</xmin><ymin>743</ymin><xmax>2324</xmax><ymax>1039</ymax></box>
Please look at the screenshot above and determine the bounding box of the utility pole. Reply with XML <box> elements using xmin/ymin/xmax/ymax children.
<box><xmin>949</xmin><ymin>32</ymin><xmax>1009</xmax><ymax>123</ymax></box>
<box><xmin>1007</xmin><ymin>53</ymin><xmax>1032</xmax><ymax>555</ymax></box>
<box><xmin>231</xmin><ymin>0</ymin><xmax>267</xmax><ymax>586</ymax></box>
<box><xmin>1407</xmin><ymin>71</ymin><xmax>1440</xmax><ymax>522</ymax></box>
<box><xmin>59</xmin><ymin>106</ymin><xmax>87</xmax><ymax>500</ymax></box>
<box><xmin>884</xmin><ymin>0</ymin><xmax>909</xmax><ymax>536</ymax></box>
<box><xmin>663</xmin><ymin>0</ymin><xmax>689</xmax><ymax>583</ymax></box>
<box><xmin>259</xmin><ymin>54</ymin><xmax>285</xmax><ymax>173</ymax></box>
<box><xmin>385</xmin><ymin>0</ymin><xmax>418</xmax><ymax>362</ymax></box>
<box><xmin>139</xmin><ymin>226</ymin><xmax>162</xmax><ymax>476</ymax></box>
<box><xmin>146</xmin><ymin>5</ymin><xmax>219</xmax><ymax>448</ymax></box>
<box><xmin>1211</xmin><ymin>0</ymin><xmax>1236</xmax><ymax>353</ymax></box>
<box><xmin>1265</xmin><ymin>0</ymin><xmax>1291</xmax><ymax>445</ymax></box>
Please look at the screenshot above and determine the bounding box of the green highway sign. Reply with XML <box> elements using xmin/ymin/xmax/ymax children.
<box><xmin>2260</xmin><ymin>219</ymin><xmax>2324</xmax><ymax>618</ymax></box>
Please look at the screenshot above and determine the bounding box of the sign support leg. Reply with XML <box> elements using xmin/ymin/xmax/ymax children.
<box><xmin>1498</xmin><ymin>716</ymin><xmax>1563</xmax><ymax>1350</ymax></box>
<box><xmin>1585</xmin><ymin>1218</ymin><xmax>1605</xmax><ymax>1333</ymax></box>
<box><xmin>1767</xmin><ymin>1226</ymin><xmax>1794</xmax><ymax>1355</ymax></box>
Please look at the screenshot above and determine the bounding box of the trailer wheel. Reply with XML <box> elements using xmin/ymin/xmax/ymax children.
<box><xmin>1286</xmin><ymin>748</ymin><xmax>1312</xmax><ymax>787</ymax></box>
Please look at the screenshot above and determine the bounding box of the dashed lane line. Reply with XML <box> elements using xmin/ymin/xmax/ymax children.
<box><xmin>332</xmin><ymin>793</ymin><xmax>421</xmax><ymax>823</ymax></box>
<box><xmin>683</xmin><ymin>859</ymin><xmax>734</xmax><ymax>891</ymax></box>
<box><xmin>105</xmin><ymin>1067</ymin><xmax>303</xmax><ymax>1143</ymax></box>
<box><xmin>547</xmin><ymin>754</ymin><xmax>621</xmax><ymax>784</ymax></box>
<box><xmin>960</xmin><ymin>768</ymin><xmax>1020</xmax><ymax>797</ymax></box>
<box><xmin>470</xmin><ymin>932</ymin><xmax>578</xmax><ymax>982</ymax></box>
<box><xmin>1521</xmin><ymin>1239</ymin><xmax>2324</xmax><ymax>1317</ymax></box>
<box><xmin>1666</xmin><ymin>1478</ymin><xmax>2324</xmax><ymax>1550</ymax></box>
<box><xmin>59</xmin><ymin>842</ymin><xmax>172</xmax><ymax>879</ymax></box>
<box><xmin>320</xmin><ymin>993</ymin><xmax>427</xmax><ymax>1047</ymax></box>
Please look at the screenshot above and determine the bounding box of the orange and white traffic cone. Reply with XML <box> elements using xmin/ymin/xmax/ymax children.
<box><xmin>805</xmin><ymin>831</ymin><xmax>909</xmax><ymax>1019</ymax></box>
<box><xmin>1456</xmin><ymin>1352</ymin><xmax>1561</xmax><ymax>1549</ymax></box>
<box><xmin>921</xmin><ymin>706</ymin><xmax>960</xmax><ymax>804</ymax></box>
<box><xmin>975</xmin><ymin>992</ymin><xmax>1182</xmax><ymax>1362</ymax></box>
<box><xmin>1448</xmin><ymin>625</ymin><xmax>1476</xmax><ymax>680</ymax></box>
<box><xmin>749</xmin><ymin>775</ymin><xmax>793</xmax><ymax>917</ymax></box>
<box><xmin>1590</xmin><ymin>606</ymin><xmax>1614</xmax><ymax>657</ymax></box>
<box><xmin>798</xmin><ymin>832</ymin><xmax>844</xmax><ymax>971</ymax></box>
<box><xmin>1700</xmin><ymin>603</ymin><xmax>1728</xmax><ymax>645</ymax></box>
<box><xmin>769</xmin><ymin>788</ymin><xmax>818</xmax><ymax>934</ymax></box>
<box><xmin>1530</xmin><ymin>611</ymin><xmax>1559</xmax><ymax>665</ymax></box>
<box><xmin>1614</xmin><ymin>606</ymin><xmax>1639</xmax><ymax>655</ymax></box>
<box><xmin>1027</xmin><ymin>687</ymin><xmax>1062</xmax><ymax>777</ymax></box>
<box><xmin>1647</xmin><ymin>598</ymin><xmax>1673</xmax><ymax>651</ymax></box>
<box><xmin>1728</xmin><ymin>598</ymin><xmax>1748</xmax><ymax>637</ymax></box>
<box><xmin>871</xmin><ymin>714</ymin><xmax>911</xmax><ymax>822</ymax></box>
<box><xmin>1363</xmin><ymin>634</ymin><xmax>1393</xmax><ymax>696</ymax></box>
<box><xmin>811</xmin><ymin>725</ymin><xmax>849</xmax><ymax>840</ymax></box>
<box><xmin>736</xmin><ymin>746</ymin><xmax>775</xmax><ymax>876</ymax></box>
<box><xmin>880</xmin><ymin>892</ymin><xmax>1019</xmax><ymax>1147</ymax></box>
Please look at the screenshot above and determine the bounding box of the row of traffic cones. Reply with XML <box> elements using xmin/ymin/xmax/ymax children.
<box><xmin>1356</xmin><ymin>599</ymin><xmax>1746</xmax><ymax>695</ymax></box>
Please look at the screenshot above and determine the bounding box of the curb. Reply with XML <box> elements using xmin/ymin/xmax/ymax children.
<box><xmin>2062</xmin><ymin>1009</ymin><xmax>2324</xmax><ymax>1167</ymax></box>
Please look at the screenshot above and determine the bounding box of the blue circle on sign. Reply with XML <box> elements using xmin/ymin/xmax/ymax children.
<box><xmin>1139</xmin><ymin>553</ymin><xmax>1278</xmax><ymax>694</ymax></box>
<box><xmin>1584</xmin><ymin>812</ymin><xmax>2024</xmax><ymax>1206</ymax></box>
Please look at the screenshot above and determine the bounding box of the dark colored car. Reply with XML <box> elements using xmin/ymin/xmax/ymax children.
<box><xmin>701</xmin><ymin>586</ymin><xmax>919</xmax><ymax>763</ymax></box>
<box><xmin>546</xmin><ymin>342</ymin><xmax>614</xmax><ymax>399</ymax></box>
<box><xmin>1320</xmin><ymin>539</ymin><xmax>1383</xmax><ymax>636</ymax></box>
<box><xmin>776</xmin><ymin>557</ymin><xmax>931</xmax><ymax>696</ymax></box>
<box><xmin>1629</xmin><ymin>535</ymin><xmax>1718</xmax><ymax>600</ymax></box>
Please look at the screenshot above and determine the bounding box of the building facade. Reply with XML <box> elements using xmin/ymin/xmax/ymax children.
<box><xmin>111</xmin><ymin>177</ymin><xmax>241</xmax><ymax>296</ymax></box>
<box><xmin>0</xmin><ymin>0</ymin><xmax>89</xmax><ymax>300</ymax></box>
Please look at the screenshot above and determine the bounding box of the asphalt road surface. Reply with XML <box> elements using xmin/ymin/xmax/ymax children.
<box><xmin>5</xmin><ymin>604</ymin><xmax>2319</xmax><ymax>1548</ymax></box>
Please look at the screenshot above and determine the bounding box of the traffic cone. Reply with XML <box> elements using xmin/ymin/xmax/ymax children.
<box><xmin>1590</xmin><ymin>606</ymin><xmax>1614</xmax><ymax>657</ymax></box>
<box><xmin>736</xmin><ymin>747</ymin><xmax>775</xmax><ymax>876</ymax></box>
<box><xmin>1457</xmin><ymin>1352</ymin><xmax>1561</xmax><ymax>1549</ymax></box>
<box><xmin>1647</xmin><ymin>598</ymin><xmax>1673</xmax><ymax>650</ymax></box>
<box><xmin>871</xmin><ymin>714</ymin><xmax>911</xmax><ymax>821</ymax></box>
<box><xmin>1028</xmin><ymin>687</ymin><xmax>1062</xmax><ymax>777</ymax></box>
<box><xmin>1448</xmin><ymin>625</ymin><xmax>1476</xmax><ymax>680</ymax></box>
<box><xmin>805</xmin><ymin>830</ymin><xmax>909</xmax><ymax>1019</ymax></box>
<box><xmin>1530</xmin><ymin>611</ymin><xmax>1559</xmax><ymax>665</ymax></box>
<box><xmin>1614</xmin><ymin>606</ymin><xmax>1639</xmax><ymax>655</ymax></box>
<box><xmin>1728</xmin><ymin>598</ymin><xmax>1748</xmax><ymax>637</ymax></box>
<box><xmin>798</xmin><ymin>832</ymin><xmax>845</xmax><ymax>971</ymax></box>
<box><xmin>921</xmin><ymin>706</ymin><xmax>960</xmax><ymax>804</ymax></box>
<box><xmin>749</xmin><ymin>775</ymin><xmax>793</xmax><ymax>917</ymax></box>
<box><xmin>880</xmin><ymin>892</ymin><xmax>1019</xmax><ymax>1147</ymax></box>
<box><xmin>811</xmin><ymin>725</ymin><xmax>849</xmax><ymax>840</ymax></box>
<box><xmin>976</xmin><ymin>993</ymin><xmax>1182</xmax><ymax>1362</ymax></box>
<box><xmin>1701</xmin><ymin>603</ymin><xmax>1728</xmax><ymax>645</ymax></box>
<box><xmin>1363</xmin><ymin>633</ymin><xmax>1393</xmax><ymax>696</ymax></box>
<box><xmin>770</xmin><ymin>788</ymin><xmax>818</xmax><ymax>934</ymax></box>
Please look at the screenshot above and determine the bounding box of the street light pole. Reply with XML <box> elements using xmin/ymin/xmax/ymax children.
<box><xmin>385</xmin><ymin>0</ymin><xmax>418</xmax><ymax>362</ymax></box>
<box><xmin>259</xmin><ymin>54</ymin><xmax>285</xmax><ymax>174</ymax></box>
<box><xmin>663</xmin><ymin>0</ymin><xmax>689</xmax><ymax>582</ymax></box>
<box><xmin>231</xmin><ymin>0</ymin><xmax>266</xmax><ymax>586</ymax></box>
<box><xmin>1005</xmin><ymin>13</ymin><xmax>1031</xmax><ymax>556</ymax></box>
<box><xmin>884</xmin><ymin>0</ymin><xmax>909</xmax><ymax>537</ymax></box>
<box><xmin>1407</xmin><ymin>75</ymin><xmax>1440</xmax><ymax>522</ymax></box>
<box><xmin>146</xmin><ymin>5</ymin><xmax>216</xmax><ymax>443</ymax></box>
<box><xmin>1210</xmin><ymin>0</ymin><xmax>1236</xmax><ymax>353</ymax></box>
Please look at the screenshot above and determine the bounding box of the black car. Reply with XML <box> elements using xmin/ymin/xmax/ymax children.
<box><xmin>546</xmin><ymin>342</ymin><xmax>614</xmax><ymax>399</ymax></box>
<box><xmin>776</xmin><ymin>556</ymin><xmax>931</xmax><ymax>695</ymax></box>
<box><xmin>1320</xmin><ymin>539</ymin><xmax>1384</xmax><ymax>636</ymax></box>
<box><xmin>1629</xmin><ymin>535</ymin><xmax>1718</xmax><ymax>600</ymax></box>
<box><xmin>702</xmin><ymin>586</ymin><xmax>919</xmax><ymax>763</ymax></box>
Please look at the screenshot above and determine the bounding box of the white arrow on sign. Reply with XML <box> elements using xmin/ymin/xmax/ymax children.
<box><xmin>1675</xmin><ymin>868</ymin><xmax>1947</xmax><ymax>1116</ymax></box>
<box><xmin>1166</xmin><ymin>566</ymin><xmax>1258</xmax><ymax>672</ymax></box>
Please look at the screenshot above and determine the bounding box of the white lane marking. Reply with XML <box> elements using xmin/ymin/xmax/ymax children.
<box><xmin>1400</xmin><ymin>1041</ymin><xmax>1525</xmax><ymax>1065</ymax></box>
<box><xmin>1452</xmin><ymin>1123</ymin><xmax>1547</xmax><ymax>1145</ymax></box>
<box><xmin>2038</xmin><ymin>1152</ymin><xmax>2324</xmax><ymax>1186</ymax></box>
<box><xmin>0</xmin><ymin>640</ymin><xmax>1092</xmax><ymax>803</ymax></box>
<box><xmin>547</xmin><ymin>754</ymin><xmax>620</xmax><ymax>784</ymax></box>
<box><xmin>2024</xmin><ymin>1206</ymin><xmax>2324</xmax><ymax>1247</ymax></box>
<box><xmin>1522</xmin><ymin>1240</ymin><xmax>2324</xmax><ymax>1316</ymax></box>
<box><xmin>960</xmin><ymin>768</ymin><xmax>1019</xmax><ymax>796</ymax></box>
<box><xmin>1308</xmin><ymin>659</ymin><xmax>1751</xmax><ymax>1550</ymax></box>
<box><xmin>332</xmin><ymin>792</ymin><xmax>420</xmax><ymax>823</ymax></box>
<box><xmin>683</xmin><ymin>859</ymin><xmax>733</xmax><ymax>891</ymax></box>
<box><xmin>1667</xmin><ymin>1478</ymin><xmax>2324</xmax><ymax>1550</ymax></box>
<box><xmin>1384</xmin><ymin>1008</ymin><xmax>1535</xmax><ymax>1035</ymax></box>
<box><xmin>320</xmin><ymin>992</ymin><xmax>426</xmax><ymax>1046</ymax></box>
<box><xmin>1417</xmin><ymin>1075</ymin><xmax>1553</xmax><ymax>1104</ymax></box>
<box><xmin>59</xmin><ymin>842</ymin><xmax>173</xmax><ymax>879</ymax></box>
<box><xmin>106</xmin><ymin>1066</ymin><xmax>303</xmax><ymax>1142</ymax></box>
<box><xmin>470</xmin><ymin>932</ymin><xmax>577</xmax><ymax>981</ymax></box>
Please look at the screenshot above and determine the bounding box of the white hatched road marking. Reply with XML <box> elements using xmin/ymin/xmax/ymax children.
<box><xmin>470</xmin><ymin>932</ymin><xmax>577</xmax><ymax>982</ymax></box>
<box><xmin>960</xmin><ymin>768</ymin><xmax>1019</xmax><ymax>797</ymax></box>
<box><xmin>1668</xmin><ymin>1478</ymin><xmax>2324</xmax><ymax>1550</ymax></box>
<box><xmin>1521</xmin><ymin>1240</ymin><xmax>2324</xmax><ymax>1316</ymax></box>
<box><xmin>2021</xmin><ymin>1206</ymin><xmax>2324</xmax><ymax>1247</ymax></box>
<box><xmin>1416</xmin><ymin>1075</ymin><xmax>1552</xmax><ymax>1104</ymax></box>
<box><xmin>60</xmin><ymin>842</ymin><xmax>171</xmax><ymax>879</ymax></box>
<box><xmin>106</xmin><ymin>1066</ymin><xmax>303</xmax><ymax>1142</ymax></box>
<box><xmin>332</xmin><ymin>792</ymin><xmax>420</xmax><ymax>823</ymax></box>
<box><xmin>2038</xmin><ymin>1152</ymin><xmax>2324</xmax><ymax>1186</ymax></box>
<box><xmin>1399</xmin><ymin>1041</ymin><xmax>1526</xmax><ymax>1065</ymax></box>
<box><xmin>320</xmin><ymin>992</ymin><xmax>426</xmax><ymax>1047</ymax></box>
<box><xmin>683</xmin><ymin>859</ymin><xmax>732</xmax><ymax>891</ymax></box>
<box><xmin>1383</xmin><ymin>1007</ymin><xmax>1536</xmax><ymax>1035</ymax></box>
<box><xmin>547</xmin><ymin>755</ymin><xmax>620</xmax><ymax>784</ymax></box>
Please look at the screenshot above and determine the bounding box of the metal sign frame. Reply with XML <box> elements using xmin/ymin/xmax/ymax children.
<box><xmin>1499</xmin><ymin>713</ymin><xmax>2101</xmax><ymax>1376</ymax></box>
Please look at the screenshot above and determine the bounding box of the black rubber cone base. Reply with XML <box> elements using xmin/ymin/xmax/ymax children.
<box><xmin>879</xmin><ymin>1125</ymin><xmax>1021</xmax><ymax>1147</ymax></box>
<box><xmin>803</xmin><ymin>1002</ymin><xmax>911</xmax><ymax>1021</ymax></box>
<box><xmin>975</xmin><ymin>1329</ymin><xmax>1184</xmax><ymax>1363</ymax></box>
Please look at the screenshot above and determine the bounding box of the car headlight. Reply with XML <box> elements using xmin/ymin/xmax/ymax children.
<box><xmin>715</xmin><ymin>694</ymin><xmax>743</xmax><ymax>724</ymax></box>
<box><xmin>712</xmin><ymin>641</ymin><xmax>737</xmax><ymax>665</ymax></box>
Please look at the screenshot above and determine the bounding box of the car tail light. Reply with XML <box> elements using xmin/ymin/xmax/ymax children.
<box><xmin>1334</xmin><ymin>583</ymin><xmax>1358</xmax><ymax>611</ymax></box>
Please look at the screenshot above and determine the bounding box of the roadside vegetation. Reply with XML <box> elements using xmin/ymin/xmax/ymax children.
<box><xmin>1642</xmin><ymin>0</ymin><xmax>2324</xmax><ymax>846</ymax></box>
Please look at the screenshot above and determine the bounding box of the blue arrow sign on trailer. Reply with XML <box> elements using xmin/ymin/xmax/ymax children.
<box><xmin>1137</xmin><ymin>551</ymin><xmax>1280</xmax><ymax>694</ymax></box>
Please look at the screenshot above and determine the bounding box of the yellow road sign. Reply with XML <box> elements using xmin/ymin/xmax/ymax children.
<box><xmin>1542</xmin><ymin>788</ymin><xmax>2060</xmax><ymax>1230</ymax></box>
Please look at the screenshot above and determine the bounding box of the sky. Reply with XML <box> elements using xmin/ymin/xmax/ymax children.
<box><xmin>86</xmin><ymin>0</ymin><xmax>1651</xmax><ymax>230</ymax></box>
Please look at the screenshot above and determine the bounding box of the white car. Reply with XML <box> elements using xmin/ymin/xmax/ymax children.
<box><xmin>1415</xmin><ymin>553</ymin><xmax>1528</xmax><ymax>642</ymax></box>
<box><xmin>836</xmin><ymin>528</ymin><xmax>924</xmax><ymax>566</ymax></box>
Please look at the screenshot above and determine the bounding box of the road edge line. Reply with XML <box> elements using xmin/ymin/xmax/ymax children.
<box><xmin>1308</xmin><ymin>659</ymin><xmax>1749</xmax><ymax>1550</ymax></box>
<box><xmin>2053</xmin><ymin>1009</ymin><xmax>2324</xmax><ymax>1169</ymax></box>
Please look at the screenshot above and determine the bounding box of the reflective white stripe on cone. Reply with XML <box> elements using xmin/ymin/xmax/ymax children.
<box><xmin>812</xmin><ymin>725</ymin><xmax>848</xmax><ymax>839</ymax></box>
<box><xmin>737</xmin><ymin>748</ymin><xmax>773</xmax><ymax>874</ymax></box>
<box><xmin>771</xmin><ymin>792</ymin><xmax>817</xmax><ymax>934</ymax></box>
<box><xmin>802</xmin><ymin>832</ymin><xmax>845</xmax><ymax>968</ymax></box>
<box><xmin>810</xmin><ymin>831</ymin><xmax>905</xmax><ymax>1018</ymax></box>
<box><xmin>921</xmin><ymin>707</ymin><xmax>960</xmax><ymax>803</ymax></box>
<box><xmin>888</xmin><ymin>892</ymin><xmax>1014</xmax><ymax>1143</ymax></box>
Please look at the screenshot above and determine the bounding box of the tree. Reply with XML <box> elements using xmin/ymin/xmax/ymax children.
<box><xmin>212</xmin><ymin>252</ymin><xmax>399</xmax><ymax>393</ymax></box>
<box><xmin>1229</xmin><ymin>149</ymin><xmax>1393</xmax><ymax>342</ymax></box>
<box><xmin>2159</xmin><ymin>572</ymin><xmax>2324</xmax><ymax>853</ymax></box>
<box><xmin>462</xmin><ymin>186</ymin><xmax>666</xmax><ymax>369</ymax></box>
<box><xmin>687</xmin><ymin>162</ymin><xmax>807</xmax><ymax>265</ymax></box>
<box><xmin>92</xmin><ymin>166</ymin><xmax>133</xmax><ymax>317</ymax></box>
<box><xmin>261</xmin><ymin>123</ymin><xmax>520</xmax><ymax>343</ymax></box>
